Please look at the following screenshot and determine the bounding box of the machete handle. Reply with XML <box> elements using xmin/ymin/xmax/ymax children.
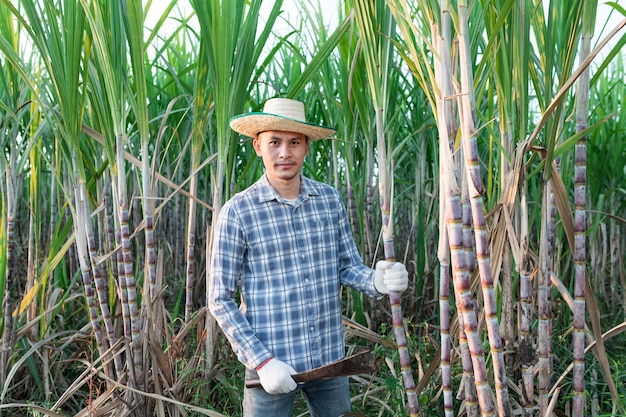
<box><xmin>244</xmin><ymin>378</ymin><xmax>263</xmax><ymax>388</ymax></box>
<box><xmin>245</xmin><ymin>376</ymin><xmax>299</xmax><ymax>389</ymax></box>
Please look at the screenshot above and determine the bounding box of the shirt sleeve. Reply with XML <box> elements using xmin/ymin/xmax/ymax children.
<box><xmin>207</xmin><ymin>202</ymin><xmax>273</xmax><ymax>369</ymax></box>
<box><xmin>335</xmin><ymin>193</ymin><xmax>384</xmax><ymax>299</ymax></box>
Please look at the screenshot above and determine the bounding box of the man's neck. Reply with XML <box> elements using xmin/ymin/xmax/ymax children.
<box><xmin>267</xmin><ymin>174</ymin><xmax>301</xmax><ymax>199</ymax></box>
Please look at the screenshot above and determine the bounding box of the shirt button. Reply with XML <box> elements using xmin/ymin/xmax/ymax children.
<box><xmin>310</xmin><ymin>326</ymin><xmax>314</xmax><ymax>332</ymax></box>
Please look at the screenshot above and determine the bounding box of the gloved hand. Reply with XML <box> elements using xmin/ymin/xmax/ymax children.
<box><xmin>375</xmin><ymin>260</ymin><xmax>409</xmax><ymax>294</ymax></box>
<box><xmin>256</xmin><ymin>358</ymin><xmax>297</xmax><ymax>394</ymax></box>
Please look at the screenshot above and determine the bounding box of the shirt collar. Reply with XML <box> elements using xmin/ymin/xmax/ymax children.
<box><xmin>256</xmin><ymin>173</ymin><xmax>320</xmax><ymax>204</ymax></box>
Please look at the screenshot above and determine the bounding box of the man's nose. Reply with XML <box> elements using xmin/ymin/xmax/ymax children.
<box><xmin>278</xmin><ymin>143</ymin><xmax>290</xmax><ymax>157</ymax></box>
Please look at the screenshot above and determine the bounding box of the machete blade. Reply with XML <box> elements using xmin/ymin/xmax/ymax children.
<box><xmin>245</xmin><ymin>350</ymin><xmax>378</xmax><ymax>389</ymax></box>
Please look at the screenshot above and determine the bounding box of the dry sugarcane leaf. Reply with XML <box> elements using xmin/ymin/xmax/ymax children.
<box><xmin>585</xmin><ymin>276</ymin><xmax>619</xmax><ymax>411</ymax></box>
<box><xmin>415</xmin><ymin>344</ymin><xmax>441</xmax><ymax>397</ymax></box>
<box><xmin>100</xmin><ymin>372</ymin><xmax>228</xmax><ymax>417</ymax></box>
<box><xmin>342</xmin><ymin>316</ymin><xmax>391</xmax><ymax>347</ymax></box>
<box><xmin>0</xmin><ymin>404</ymin><xmax>65</xmax><ymax>417</ymax></box>
<box><xmin>549</xmin><ymin>164</ymin><xmax>575</xmax><ymax>253</ymax></box>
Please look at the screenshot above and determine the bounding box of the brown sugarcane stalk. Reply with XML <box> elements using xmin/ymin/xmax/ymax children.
<box><xmin>103</xmin><ymin>184</ymin><xmax>115</xmax><ymax>296</ymax></box>
<box><xmin>434</xmin><ymin>16</ymin><xmax>481</xmax><ymax>415</ymax></box>
<box><xmin>377</xmin><ymin>111</ymin><xmax>419</xmax><ymax>417</ymax></box>
<box><xmin>438</xmin><ymin>203</ymin><xmax>454</xmax><ymax>417</ymax></box>
<box><xmin>457</xmin><ymin>2</ymin><xmax>511</xmax><ymax>415</ymax></box>
<box><xmin>185</xmin><ymin>218</ymin><xmax>197</xmax><ymax>322</ymax></box>
<box><xmin>460</xmin><ymin>189</ymin><xmax>479</xmax><ymax>417</ymax></box>
<box><xmin>518</xmin><ymin>155</ymin><xmax>534</xmax><ymax>417</ymax></box>
<box><xmin>364</xmin><ymin>147</ymin><xmax>375</xmax><ymax>265</ymax></box>
<box><xmin>185</xmin><ymin>150</ymin><xmax>199</xmax><ymax>323</ymax></box>
<box><xmin>440</xmin><ymin>138</ymin><xmax>494</xmax><ymax>417</ymax></box>
<box><xmin>113</xmin><ymin>189</ymin><xmax>131</xmax><ymax>344</ymax></box>
<box><xmin>141</xmin><ymin>140</ymin><xmax>157</xmax><ymax>301</ymax></box>
<box><xmin>439</xmin><ymin>4</ymin><xmax>482</xmax><ymax>415</ymax></box>
<box><xmin>455</xmin><ymin>291</ymin><xmax>479</xmax><ymax>417</ymax></box>
<box><xmin>353</xmin><ymin>1</ymin><xmax>419</xmax><ymax>411</ymax></box>
<box><xmin>537</xmin><ymin>183</ymin><xmax>554</xmax><ymax>415</ymax></box>
<box><xmin>116</xmin><ymin>133</ymin><xmax>144</xmax><ymax>389</ymax></box>
<box><xmin>85</xmin><ymin>185</ymin><xmax>124</xmax><ymax>382</ymax></box>
<box><xmin>185</xmin><ymin>232</ymin><xmax>197</xmax><ymax>319</ymax></box>
<box><xmin>572</xmin><ymin>16</ymin><xmax>592</xmax><ymax>415</ymax></box>
<box><xmin>73</xmin><ymin>179</ymin><xmax>107</xmax><ymax>364</ymax></box>
<box><xmin>435</xmin><ymin>36</ymin><xmax>493</xmax><ymax>411</ymax></box>
<box><xmin>1</xmin><ymin>156</ymin><xmax>17</xmax><ymax>387</ymax></box>
<box><xmin>119</xmin><ymin>197</ymin><xmax>143</xmax><ymax>388</ymax></box>
<box><xmin>26</xmin><ymin>146</ymin><xmax>38</xmax><ymax>340</ymax></box>
<box><xmin>434</xmin><ymin>24</ymin><xmax>454</xmax><ymax>416</ymax></box>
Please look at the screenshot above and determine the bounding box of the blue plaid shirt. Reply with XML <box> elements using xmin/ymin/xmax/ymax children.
<box><xmin>209</xmin><ymin>174</ymin><xmax>381</xmax><ymax>372</ymax></box>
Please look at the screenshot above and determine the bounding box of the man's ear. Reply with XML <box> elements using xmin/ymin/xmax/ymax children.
<box><xmin>253</xmin><ymin>138</ymin><xmax>262</xmax><ymax>156</ymax></box>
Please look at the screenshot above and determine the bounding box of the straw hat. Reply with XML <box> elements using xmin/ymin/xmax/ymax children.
<box><xmin>229</xmin><ymin>98</ymin><xmax>336</xmax><ymax>140</ymax></box>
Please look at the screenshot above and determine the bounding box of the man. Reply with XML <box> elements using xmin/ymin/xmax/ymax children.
<box><xmin>208</xmin><ymin>98</ymin><xmax>409</xmax><ymax>416</ymax></box>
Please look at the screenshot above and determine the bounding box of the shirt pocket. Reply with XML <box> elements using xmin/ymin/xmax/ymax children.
<box><xmin>311</xmin><ymin>216</ymin><xmax>342</xmax><ymax>258</ymax></box>
<box><xmin>310</xmin><ymin>218</ymin><xmax>329</xmax><ymax>247</ymax></box>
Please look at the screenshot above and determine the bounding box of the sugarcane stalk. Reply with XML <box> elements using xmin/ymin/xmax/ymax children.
<box><xmin>116</xmin><ymin>132</ymin><xmax>143</xmax><ymax>388</ymax></box>
<box><xmin>460</xmin><ymin>189</ymin><xmax>479</xmax><ymax>417</ymax></box>
<box><xmin>440</xmin><ymin>138</ymin><xmax>494</xmax><ymax>417</ymax></box>
<box><xmin>455</xmin><ymin>293</ymin><xmax>479</xmax><ymax>417</ymax></box>
<box><xmin>572</xmin><ymin>4</ymin><xmax>594</xmax><ymax>412</ymax></box>
<box><xmin>457</xmin><ymin>1</ymin><xmax>511</xmax><ymax>415</ymax></box>
<box><xmin>185</xmin><ymin>151</ymin><xmax>199</xmax><ymax>322</ymax></box>
<box><xmin>434</xmin><ymin>13</ymin><xmax>482</xmax><ymax>415</ymax></box>
<box><xmin>433</xmin><ymin>23</ymin><xmax>454</xmax><ymax>417</ymax></box>
<box><xmin>73</xmin><ymin>176</ymin><xmax>107</xmax><ymax>363</ymax></box>
<box><xmin>103</xmin><ymin>184</ymin><xmax>115</xmax><ymax>295</ymax></box>
<box><xmin>85</xmin><ymin>186</ymin><xmax>123</xmax><ymax>382</ymax></box>
<box><xmin>437</xmin><ymin>2</ymin><xmax>495</xmax><ymax>416</ymax></box>
<box><xmin>350</xmin><ymin>4</ymin><xmax>419</xmax><ymax>407</ymax></box>
<box><xmin>438</xmin><ymin>213</ymin><xmax>454</xmax><ymax>417</ymax></box>
<box><xmin>518</xmin><ymin>156</ymin><xmax>534</xmax><ymax>417</ymax></box>
<box><xmin>1</xmin><ymin>154</ymin><xmax>17</xmax><ymax>387</ymax></box>
<box><xmin>119</xmin><ymin>198</ymin><xmax>143</xmax><ymax>387</ymax></box>
<box><xmin>364</xmin><ymin>146</ymin><xmax>376</xmax><ymax>264</ymax></box>
<box><xmin>26</xmin><ymin>141</ymin><xmax>40</xmax><ymax>339</ymax></box>
<box><xmin>185</xmin><ymin>214</ymin><xmax>197</xmax><ymax>322</ymax></box>
<box><xmin>142</xmin><ymin>140</ymin><xmax>157</xmax><ymax>301</ymax></box>
<box><xmin>435</xmin><ymin>31</ymin><xmax>493</xmax><ymax>414</ymax></box>
<box><xmin>537</xmin><ymin>183</ymin><xmax>553</xmax><ymax>415</ymax></box>
<box><xmin>375</xmin><ymin>114</ymin><xmax>419</xmax><ymax>417</ymax></box>
<box><xmin>113</xmin><ymin>186</ymin><xmax>131</xmax><ymax>345</ymax></box>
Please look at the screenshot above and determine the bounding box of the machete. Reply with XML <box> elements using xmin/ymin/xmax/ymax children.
<box><xmin>245</xmin><ymin>350</ymin><xmax>377</xmax><ymax>388</ymax></box>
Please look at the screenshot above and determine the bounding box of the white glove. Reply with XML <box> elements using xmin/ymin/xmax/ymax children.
<box><xmin>256</xmin><ymin>358</ymin><xmax>297</xmax><ymax>394</ymax></box>
<box><xmin>375</xmin><ymin>260</ymin><xmax>409</xmax><ymax>294</ymax></box>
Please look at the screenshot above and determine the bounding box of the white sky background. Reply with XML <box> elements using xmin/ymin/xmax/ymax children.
<box><xmin>146</xmin><ymin>0</ymin><xmax>624</xmax><ymax>63</ymax></box>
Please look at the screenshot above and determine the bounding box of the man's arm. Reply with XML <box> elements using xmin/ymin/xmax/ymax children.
<box><xmin>207</xmin><ymin>203</ymin><xmax>273</xmax><ymax>369</ymax></box>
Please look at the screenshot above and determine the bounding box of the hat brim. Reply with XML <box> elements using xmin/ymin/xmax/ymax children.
<box><xmin>230</xmin><ymin>112</ymin><xmax>336</xmax><ymax>141</ymax></box>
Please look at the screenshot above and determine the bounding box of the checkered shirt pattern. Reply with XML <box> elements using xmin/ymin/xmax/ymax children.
<box><xmin>208</xmin><ymin>174</ymin><xmax>380</xmax><ymax>372</ymax></box>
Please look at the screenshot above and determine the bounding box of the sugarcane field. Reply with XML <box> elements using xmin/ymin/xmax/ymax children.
<box><xmin>1</xmin><ymin>0</ymin><xmax>626</xmax><ymax>416</ymax></box>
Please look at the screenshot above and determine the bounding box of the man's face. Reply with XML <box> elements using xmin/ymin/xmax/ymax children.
<box><xmin>254</xmin><ymin>130</ymin><xmax>309</xmax><ymax>183</ymax></box>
